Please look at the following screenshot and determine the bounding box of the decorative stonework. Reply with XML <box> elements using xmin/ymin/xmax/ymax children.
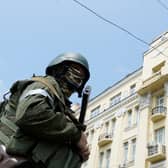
<box><xmin>115</xmin><ymin>108</ymin><xmax>126</xmax><ymax>118</ymax></box>
<box><xmin>94</xmin><ymin>120</ymin><xmax>103</xmax><ymax>129</ymax></box>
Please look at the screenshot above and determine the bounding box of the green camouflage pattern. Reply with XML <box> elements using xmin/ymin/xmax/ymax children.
<box><xmin>6</xmin><ymin>76</ymin><xmax>82</xmax><ymax>168</ymax></box>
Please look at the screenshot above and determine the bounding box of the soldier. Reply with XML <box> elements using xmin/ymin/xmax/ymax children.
<box><xmin>0</xmin><ymin>52</ymin><xmax>90</xmax><ymax>168</ymax></box>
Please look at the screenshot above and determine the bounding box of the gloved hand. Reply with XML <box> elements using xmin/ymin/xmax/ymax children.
<box><xmin>0</xmin><ymin>145</ymin><xmax>18</xmax><ymax>168</ymax></box>
<box><xmin>76</xmin><ymin>132</ymin><xmax>90</xmax><ymax>161</ymax></box>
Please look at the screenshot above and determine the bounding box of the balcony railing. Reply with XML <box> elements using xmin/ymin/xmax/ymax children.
<box><xmin>98</xmin><ymin>132</ymin><xmax>113</xmax><ymax>147</ymax></box>
<box><xmin>151</xmin><ymin>106</ymin><xmax>166</xmax><ymax>122</ymax></box>
<box><xmin>147</xmin><ymin>143</ymin><xmax>166</xmax><ymax>162</ymax></box>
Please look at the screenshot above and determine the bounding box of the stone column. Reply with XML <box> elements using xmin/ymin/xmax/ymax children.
<box><xmin>135</xmin><ymin>92</ymin><xmax>151</xmax><ymax>168</ymax></box>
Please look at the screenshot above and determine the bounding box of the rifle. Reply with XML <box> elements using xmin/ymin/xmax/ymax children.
<box><xmin>64</xmin><ymin>85</ymin><xmax>91</xmax><ymax>131</ymax></box>
<box><xmin>79</xmin><ymin>85</ymin><xmax>91</xmax><ymax>128</ymax></box>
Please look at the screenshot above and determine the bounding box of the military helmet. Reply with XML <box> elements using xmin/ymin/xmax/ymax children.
<box><xmin>46</xmin><ymin>52</ymin><xmax>90</xmax><ymax>97</ymax></box>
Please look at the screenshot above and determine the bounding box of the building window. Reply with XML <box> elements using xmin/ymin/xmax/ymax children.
<box><xmin>110</xmin><ymin>93</ymin><xmax>121</xmax><ymax>106</ymax></box>
<box><xmin>155</xmin><ymin>127</ymin><xmax>165</xmax><ymax>144</ymax></box>
<box><xmin>123</xmin><ymin>142</ymin><xmax>128</xmax><ymax>163</ymax></box>
<box><xmin>156</xmin><ymin>95</ymin><xmax>164</xmax><ymax>107</ymax></box>
<box><xmin>99</xmin><ymin>152</ymin><xmax>104</xmax><ymax>168</ymax></box>
<box><xmin>90</xmin><ymin>106</ymin><xmax>100</xmax><ymax>118</ymax></box>
<box><xmin>106</xmin><ymin>149</ymin><xmax>111</xmax><ymax>168</ymax></box>
<box><xmin>130</xmin><ymin>84</ymin><xmax>136</xmax><ymax>95</ymax></box>
<box><xmin>131</xmin><ymin>139</ymin><xmax>136</xmax><ymax>161</ymax></box>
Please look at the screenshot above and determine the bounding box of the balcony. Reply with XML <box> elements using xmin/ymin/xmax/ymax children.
<box><xmin>138</xmin><ymin>71</ymin><xmax>168</xmax><ymax>94</ymax></box>
<box><xmin>150</xmin><ymin>160</ymin><xmax>166</xmax><ymax>168</ymax></box>
<box><xmin>147</xmin><ymin>144</ymin><xmax>166</xmax><ymax>162</ymax></box>
<box><xmin>98</xmin><ymin>132</ymin><xmax>113</xmax><ymax>147</ymax></box>
<box><xmin>151</xmin><ymin>106</ymin><xmax>166</xmax><ymax>122</ymax></box>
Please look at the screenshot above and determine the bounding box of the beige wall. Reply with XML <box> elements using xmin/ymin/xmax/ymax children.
<box><xmin>79</xmin><ymin>32</ymin><xmax>168</xmax><ymax>168</ymax></box>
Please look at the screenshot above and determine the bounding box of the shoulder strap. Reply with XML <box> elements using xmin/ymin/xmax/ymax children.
<box><xmin>31</xmin><ymin>77</ymin><xmax>65</xmax><ymax>106</ymax></box>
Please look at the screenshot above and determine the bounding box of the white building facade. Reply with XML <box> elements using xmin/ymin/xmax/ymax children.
<box><xmin>75</xmin><ymin>32</ymin><xmax>168</xmax><ymax>168</ymax></box>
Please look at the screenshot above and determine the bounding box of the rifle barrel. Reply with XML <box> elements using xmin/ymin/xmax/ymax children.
<box><xmin>79</xmin><ymin>85</ymin><xmax>91</xmax><ymax>124</ymax></box>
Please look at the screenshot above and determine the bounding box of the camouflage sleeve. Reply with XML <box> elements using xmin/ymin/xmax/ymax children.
<box><xmin>15</xmin><ymin>82</ymin><xmax>81</xmax><ymax>144</ymax></box>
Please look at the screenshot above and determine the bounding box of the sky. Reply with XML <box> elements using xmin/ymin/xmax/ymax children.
<box><xmin>0</xmin><ymin>0</ymin><xmax>168</xmax><ymax>103</ymax></box>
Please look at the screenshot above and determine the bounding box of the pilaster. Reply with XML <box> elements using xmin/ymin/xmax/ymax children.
<box><xmin>135</xmin><ymin>93</ymin><xmax>151</xmax><ymax>168</ymax></box>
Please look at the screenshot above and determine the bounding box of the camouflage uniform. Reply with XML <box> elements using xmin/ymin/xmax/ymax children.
<box><xmin>6</xmin><ymin>76</ymin><xmax>82</xmax><ymax>168</ymax></box>
<box><xmin>0</xmin><ymin>52</ymin><xmax>90</xmax><ymax>168</ymax></box>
